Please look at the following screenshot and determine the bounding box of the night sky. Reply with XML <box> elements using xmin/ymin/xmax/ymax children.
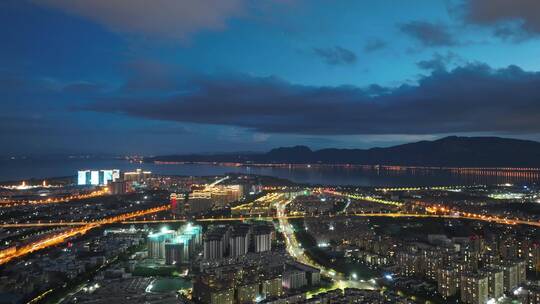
<box><xmin>3</xmin><ymin>0</ymin><xmax>540</xmax><ymax>156</ymax></box>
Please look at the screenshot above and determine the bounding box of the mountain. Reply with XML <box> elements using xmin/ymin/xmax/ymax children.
<box><xmin>146</xmin><ymin>136</ymin><xmax>540</xmax><ymax>167</ymax></box>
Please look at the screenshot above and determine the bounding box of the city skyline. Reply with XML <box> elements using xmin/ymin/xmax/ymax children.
<box><xmin>3</xmin><ymin>0</ymin><xmax>540</xmax><ymax>155</ymax></box>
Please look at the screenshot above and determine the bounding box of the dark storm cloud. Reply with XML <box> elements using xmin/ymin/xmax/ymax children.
<box><xmin>399</xmin><ymin>21</ymin><xmax>457</xmax><ymax>46</ymax></box>
<box><xmin>313</xmin><ymin>46</ymin><xmax>357</xmax><ymax>65</ymax></box>
<box><xmin>85</xmin><ymin>63</ymin><xmax>540</xmax><ymax>136</ymax></box>
<box><xmin>363</xmin><ymin>39</ymin><xmax>387</xmax><ymax>52</ymax></box>
<box><xmin>461</xmin><ymin>0</ymin><xmax>540</xmax><ymax>41</ymax></box>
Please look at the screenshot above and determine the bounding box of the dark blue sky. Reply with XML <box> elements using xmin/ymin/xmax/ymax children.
<box><xmin>3</xmin><ymin>0</ymin><xmax>540</xmax><ymax>156</ymax></box>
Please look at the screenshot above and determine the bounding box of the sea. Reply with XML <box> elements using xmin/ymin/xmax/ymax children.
<box><xmin>1</xmin><ymin>158</ymin><xmax>539</xmax><ymax>187</ymax></box>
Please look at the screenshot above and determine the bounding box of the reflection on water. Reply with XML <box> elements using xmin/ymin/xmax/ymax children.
<box><xmin>1</xmin><ymin>159</ymin><xmax>539</xmax><ymax>186</ymax></box>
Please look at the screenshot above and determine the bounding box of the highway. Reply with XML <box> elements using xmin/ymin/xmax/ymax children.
<box><xmin>0</xmin><ymin>205</ymin><xmax>169</xmax><ymax>265</ymax></box>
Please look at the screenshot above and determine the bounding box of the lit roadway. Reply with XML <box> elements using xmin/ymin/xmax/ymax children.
<box><xmin>0</xmin><ymin>205</ymin><xmax>169</xmax><ymax>265</ymax></box>
<box><xmin>2</xmin><ymin>212</ymin><xmax>540</xmax><ymax>228</ymax></box>
<box><xmin>0</xmin><ymin>189</ymin><xmax>109</xmax><ymax>208</ymax></box>
<box><xmin>272</xmin><ymin>196</ymin><xmax>377</xmax><ymax>292</ymax></box>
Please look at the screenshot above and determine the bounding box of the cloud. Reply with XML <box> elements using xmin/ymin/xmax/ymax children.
<box><xmin>34</xmin><ymin>0</ymin><xmax>247</xmax><ymax>40</ymax></box>
<box><xmin>84</xmin><ymin>63</ymin><xmax>540</xmax><ymax>136</ymax></box>
<box><xmin>492</xmin><ymin>25</ymin><xmax>533</xmax><ymax>42</ymax></box>
<box><xmin>399</xmin><ymin>21</ymin><xmax>457</xmax><ymax>46</ymax></box>
<box><xmin>462</xmin><ymin>0</ymin><xmax>540</xmax><ymax>40</ymax></box>
<box><xmin>313</xmin><ymin>46</ymin><xmax>357</xmax><ymax>65</ymax></box>
<box><xmin>416</xmin><ymin>52</ymin><xmax>460</xmax><ymax>71</ymax></box>
<box><xmin>363</xmin><ymin>39</ymin><xmax>387</xmax><ymax>52</ymax></box>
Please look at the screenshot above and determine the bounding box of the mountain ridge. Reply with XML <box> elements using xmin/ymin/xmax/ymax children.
<box><xmin>146</xmin><ymin>136</ymin><xmax>540</xmax><ymax>167</ymax></box>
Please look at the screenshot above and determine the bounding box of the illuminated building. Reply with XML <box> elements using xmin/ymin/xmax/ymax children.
<box><xmin>480</xmin><ymin>267</ymin><xmax>504</xmax><ymax>299</ymax></box>
<box><xmin>123</xmin><ymin>169</ymin><xmax>151</xmax><ymax>183</ymax></box>
<box><xmin>187</xmin><ymin>184</ymin><xmax>244</xmax><ymax>214</ymax></box>
<box><xmin>90</xmin><ymin>171</ymin><xmax>99</xmax><ymax>185</ymax></box>
<box><xmin>528</xmin><ymin>285</ymin><xmax>540</xmax><ymax>304</ymax></box>
<box><xmin>77</xmin><ymin>169</ymin><xmax>120</xmax><ymax>186</ymax></box>
<box><xmin>261</xmin><ymin>277</ymin><xmax>283</xmax><ymax>298</ymax></box>
<box><xmin>147</xmin><ymin>224</ymin><xmax>202</xmax><ymax>263</ymax></box>
<box><xmin>170</xmin><ymin>193</ymin><xmax>178</xmax><ymax>211</ymax></box>
<box><xmin>282</xmin><ymin>269</ymin><xmax>306</xmax><ymax>290</ymax></box>
<box><xmin>236</xmin><ymin>282</ymin><xmax>259</xmax><ymax>304</ymax></box>
<box><xmin>501</xmin><ymin>260</ymin><xmax>527</xmax><ymax>292</ymax></box>
<box><xmin>77</xmin><ymin>171</ymin><xmax>88</xmax><ymax>185</ymax></box>
<box><xmin>437</xmin><ymin>267</ymin><xmax>459</xmax><ymax>298</ymax></box>
<box><xmin>187</xmin><ymin>191</ymin><xmax>214</xmax><ymax>214</ymax></box>
<box><xmin>460</xmin><ymin>273</ymin><xmax>489</xmax><ymax>304</ymax></box>
<box><xmin>147</xmin><ymin>229</ymin><xmax>176</xmax><ymax>259</ymax></box>
<box><xmin>193</xmin><ymin>275</ymin><xmax>235</xmax><ymax>304</ymax></box>
<box><xmin>109</xmin><ymin>180</ymin><xmax>129</xmax><ymax>195</ymax></box>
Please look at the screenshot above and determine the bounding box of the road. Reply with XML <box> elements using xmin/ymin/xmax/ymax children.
<box><xmin>0</xmin><ymin>205</ymin><xmax>169</xmax><ymax>265</ymax></box>
<box><xmin>0</xmin><ymin>189</ymin><xmax>108</xmax><ymax>208</ymax></box>
<box><xmin>3</xmin><ymin>212</ymin><xmax>539</xmax><ymax>228</ymax></box>
<box><xmin>273</xmin><ymin>196</ymin><xmax>377</xmax><ymax>293</ymax></box>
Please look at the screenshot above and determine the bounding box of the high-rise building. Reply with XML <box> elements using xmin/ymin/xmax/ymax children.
<box><xmin>438</xmin><ymin>267</ymin><xmax>459</xmax><ymax>298</ymax></box>
<box><xmin>147</xmin><ymin>224</ymin><xmax>201</xmax><ymax>263</ymax></box>
<box><xmin>165</xmin><ymin>242</ymin><xmax>184</xmax><ymax>265</ymax></box>
<box><xmin>123</xmin><ymin>169</ymin><xmax>151</xmax><ymax>183</ymax></box>
<box><xmin>187</xmin><ymin>191</ymin><xmax>214</xmax><ymax>215</ymax></box>
<box><xmin>77</xmin><ymin>170</ymin><xmax>89</xmax><ymax>185</ymax></box>
<box><xmin>501</xmin><ymin>260</ymin><xmax>527</xmax><ymax>292</ymax></box>
<box><xmin>528</xmin><ymin>285</ymin><xmax>540</xmax><ymax>304</ymax></box>
<box><xmin>480</xmin><ymin>267</ymin><xmax>504</xmax><ymax>299</ymax></box>
<box><xmin>77</xmin><ymin>169</ymin><xmax>120</xmax><ymax>186</ymax></box>
<box><xmin>282</xmin><ymin>269</ymin><xmax>307</xmax><ymax>290</ymax></box>
<box><xmin>147</xmin><ymin>229</ymin><xmax>176</xmax><ymax>259</ymax></box>
<box><xmin>90</xmin><ymin>170</ymin><xmax>100</xmax><ymax>185</ymax></box>
<box><xmin>109</xmin><ymin>180</ymin><xmax>128</xmax><ymax>195</ymax></box>
<box><xmin>193</xmin><ymin>275</ymin><xmax>235</xmax><ymax>304</ymax></box>
<box><xmin>204</xmin><ymin>234</ymin><xmax>224</xmax><ymax>260</ymax></box>
<box><xmin>253</xmin><ymin>226</ymin><xmax>272</xmax><ymax>253</ymax></box>
<box><xmin>236</xmin><ymin>282</ymin><xmax>259</xmax><ymax>304</ymax></box>
<box><xmin>460</xmin><ymin>273</ymin><xmax>489</xmax><ymax>304</ymax></box>
<box><xmin>261</xmin><ymin>277</ymin><xmax>283</xmax><ymax>299</ymax></box>
<box><xmin>229</xmin><ymin>231</ymin><xmax>249</xmax><ymax>257</ymax></box>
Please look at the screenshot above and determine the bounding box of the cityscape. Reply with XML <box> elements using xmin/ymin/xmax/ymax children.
<box><xmin>1</xmin><ymin>169</ymin><xmax>540</xmax><ymax>304</ymax></box>
<box><xmin>3</xmin><ymin>1</ymin><xmax>540</xmax><ymax>304</ymax></box>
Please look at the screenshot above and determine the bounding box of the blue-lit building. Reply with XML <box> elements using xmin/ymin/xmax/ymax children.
<box><xmin>147</xmin><ymin>224</ymin><xmax>202</xmax><ymax>265</ymax></box>
<box><xmin>77</xmin><ymin>169</ymin><xmax>120</xmax><ymax>186</ymax></box>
